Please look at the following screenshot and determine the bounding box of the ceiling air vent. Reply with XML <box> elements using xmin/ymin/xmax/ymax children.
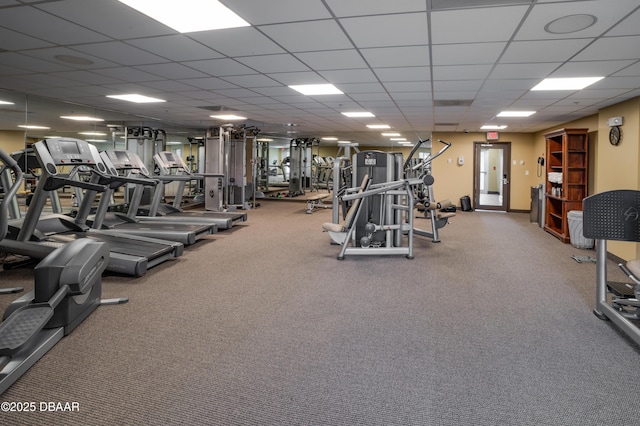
<box><xmin>433</xmin><ymin>100</ymin><xmax>473</xmax><ymax>107</ymax></box>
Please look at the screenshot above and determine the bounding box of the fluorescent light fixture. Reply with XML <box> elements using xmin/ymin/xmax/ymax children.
<box><xmin>341</xmin><ymin>111</ymin><xmax>375</xmax><ymax>118</ymax></box>
<box><xmin>531</xmin><ymin>77</ymin><xmax>604</xmax><ymax>91</ymax></box>
<box><xmin>85</xmin><ymin>139</ymin><xmax>107</xmax><ymax>143</ymax></box>
<box><xmin>481</xmin><ymin>125</ymin><xmax>507</xmax><ymax>130</ymax></box>
<box><xmin>107</xmin><ymin>94</ymin><xmax>166</xmax><ymax>103</ymax></box>
<box><xmin>497</xmin><ymin>111</ymin><xmax>536</xmax><ymax>117</ymax></box>
<box><xmin>0</xmin><ymin>100</ymin><xmax>15</xmax><ymax>105</ymax></box>
<box><xmin>382</xmin><ymin>132</ymin><xmax>401</xmax><ymax>137</ymax></box>
<box><xmin>118</xmin><ymin>0</ymin><xmax>250</xmax><ymax>33</ymax></box>
<box><xmin>257</xmin><ymin>138</ymin><xmax>273</xmax><ymax>142</ymax></box>
<box><xmin>322</xmin><ymin>137</ymin><xmax>338</xmax><ymax>141</ymax></box>
<box><xmin>337</xmin><ymin>140</ymin><xmax>353</xmax><ymax>144</ymax></box>
<box><xmin>60</xmin><ymin>116</ymin><xmax>104</xmax><ymax>122</ymax></box>
<box><xmin>288</xmin><ymin>84</ymin><xmax>343</xmax><ymax>96</ymax></box>
<box><xmin>166</xmin><ymin>141</ymin><xmax>183</xmax><ymax>145</ymax></box>
<box><xmin>79</xmin><ymin>132</ymin><xmax>107</xmax><ymax>136</ymax></box>
<box><xmin>210</xmin><ymin>114</ymin><xmax>247</xmax><ymax>120</ymax></box>
<box><xmin>367</xmin><ymin>124</ymin><xmax>391</xmax><ymax>129</ymax></box>
<box><xmin>18</xmin><ymin>125</ymin><xmax>50</xmax><ymax>129</ymax></box>
<box><xmin>390</xmin><ymin>138</ymin><xmax>407</xmax><ymax>141</ymax></box>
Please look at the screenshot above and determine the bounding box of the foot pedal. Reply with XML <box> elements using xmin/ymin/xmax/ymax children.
<box><xmin>0</xmin><ymin>304</ymin><xmax>53</xmax><ymax>356</ymax></box>
<box><xmin>607</xmin><ymin>281</ymin><xmax>635</xmax><ymax>298</ymax></box>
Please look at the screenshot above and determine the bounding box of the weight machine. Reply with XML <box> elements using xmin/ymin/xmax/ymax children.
<box><xmin>583</xmin><ymin>190</ymin><xmax>640</xmax><ymax>346</ymax></box>
<box><xmin>204</xmin><ymin>126</ymin><xmax>252</xmax><ymax>211</ymax></box>
<box><xmin>322</xmin><ymin>139</ymin><xmax>454</xmax><ymax>260</ymax></box>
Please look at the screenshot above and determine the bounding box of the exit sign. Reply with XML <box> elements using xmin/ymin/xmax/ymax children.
<box><xmin>486</xmin><ymin>131</ymin><xmax>499</xmax><ymax>140</ymax></box>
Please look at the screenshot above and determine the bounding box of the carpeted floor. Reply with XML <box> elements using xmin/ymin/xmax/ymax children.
<box><xmin>0</xmin><ymin>201</ymin><xmax>638</xmax><ymax>425</ymax></box>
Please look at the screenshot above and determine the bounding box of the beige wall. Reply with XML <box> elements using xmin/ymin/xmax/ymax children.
<box><xmin>0</xmin><ymin>130</ymin><xmax>26</xmax><ymax>153</ymax></box>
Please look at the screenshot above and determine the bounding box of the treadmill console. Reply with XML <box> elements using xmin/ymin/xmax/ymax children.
<box><xmin>34</xmin><ymin>138</ymin><xmax>105</xmax><ymax>175</ymax></box>
<box><xmin>102</xmin><ymin>150</ymin><xmax>150</xmax><ymax>176</ymax></box>
<box><xmin>156</xmin><ymin>151</ymin><xmax>186</xmax><ymax>171</ymax></box>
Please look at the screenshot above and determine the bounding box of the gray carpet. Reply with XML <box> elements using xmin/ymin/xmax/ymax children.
<box><xmin>0</xmin><ymin>202</ymin><xmax>638</xmax><ymax>425</ymax></box>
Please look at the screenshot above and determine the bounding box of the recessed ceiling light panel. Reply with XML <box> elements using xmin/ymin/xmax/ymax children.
<box><xmin>531</xmin><ymin>77</ymin><xmax>604</xmax><ymax>91</ymax></box>
<box><xmin>288</xmin><ymin>84</ymin><xmax>343</xmax><ymax>96</ymax></box>
<box><xmin>481</xmin><ymin>125</ymin><xmax>507</xmax><ymax>130</ymax></box>
<box><xmin>342</xmin><ymin>111</ymin><xmax>375</xmax><ymax>118</ymax></box>
<box><xmin>210</xmin><ymin>114</ymin><xmax>247</xmax><ymax>120</ymax></box>
<box><xmin>118</xmin><ymin>0</ymin><xmax>250</xmax><ymax>33</ymax></box>
<box><xmin>497</xmin><ymin>111</ymin><xmax>536</xmax><ymax>117</ymax></box>
<box><xmin>367</xmin><ymin>124</ymin><xmax>391</xmax><ymax>129</ymax></box>
<box><xmin>60</xmin><ymin>116</ymin><xmax>104</xmax><ymax>122</ymax></box>
<box><xmin>107</xmin><ymin>94</ymin><xmax>166</xmax><ymax>103</ymax></box>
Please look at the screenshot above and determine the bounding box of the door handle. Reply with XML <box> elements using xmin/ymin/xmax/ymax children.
<box><xmin>503</xmin><ymin>174</ymin><xmax>509</xmax><ymax>185</ymax></box>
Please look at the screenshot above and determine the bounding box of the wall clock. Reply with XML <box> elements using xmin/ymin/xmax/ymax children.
<box><xmin>609</xmin><ymin>125</ymin><xmax>621</xmax><ymax>146</ymax></box>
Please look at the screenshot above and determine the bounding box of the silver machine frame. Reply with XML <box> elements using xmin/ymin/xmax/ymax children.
<box><xmin>204</xmin><ymin>126</ymin><xmax>255</xmax><ymax>211</ymax></box>
<box><xmin>583</xmin><ymin>189</ymin><xmax>640</xmax><ymax>346</ymax></box>
<box><xmin>324</xmin><ymin>139</ymin><xmax>453</xmax><ymax>260</ymax></box>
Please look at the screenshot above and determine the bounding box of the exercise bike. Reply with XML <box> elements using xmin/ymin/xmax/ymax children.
<box><xmin>0</xmin><ymin>148</ymin><xmax>127</xmax><ymax>394</ymax></box>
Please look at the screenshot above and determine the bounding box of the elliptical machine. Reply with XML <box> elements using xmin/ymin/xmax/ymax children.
<box><xmin>0</xmin><ymin>148</ymin><xmax>126</xmax><ymax>394</ymax></box>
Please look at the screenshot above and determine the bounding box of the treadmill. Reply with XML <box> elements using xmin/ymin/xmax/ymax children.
<box><xmin>11</xmin><ymin>138</ymin><xmax>184</xmax><ymax>277</ymax></box>
<box><xmin>99</xmin><ymin>150</ymin><xmax>230</xmax><ymax>231</ymax></box>
<box><xmin>79</xmin><ymin>151</ymin><xmax>216</xmax><ymax>246</ymax></box>
<box><xmin>145</xmin><ymin>151</ymin><xmax>247</xmax><ymax>228</ymax></box>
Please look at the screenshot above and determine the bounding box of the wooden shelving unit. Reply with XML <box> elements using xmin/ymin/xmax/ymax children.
<box><xmin>543</xmin><ymin>128</ymin><xmax>589</xmax><ymax>243</ymax></box>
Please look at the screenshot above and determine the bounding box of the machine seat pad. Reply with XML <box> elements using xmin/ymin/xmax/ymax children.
<box><xmin>322</xmin><ymin>223</ymin><xmax>344</xmax><ymax>233</ymax></box>
<box><xmin>0</xmin><ymin>304</ymin><xmax>53</xmax><ymax>356</ymax></box>
<box><xmin>626</xmin><ymin>259</ymin><xmax>640</xmax><ymax>279</ymax></box>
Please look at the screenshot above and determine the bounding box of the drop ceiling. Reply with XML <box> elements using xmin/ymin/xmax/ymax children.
<box><xmin>0</xmin><ymin>0</ymin><xmax>639</xmax><ymax>146</ymax></box>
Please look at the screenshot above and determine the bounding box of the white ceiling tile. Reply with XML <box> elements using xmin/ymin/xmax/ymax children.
<box><xmin>139</xmin><ymin>80</ymin><xmax>201</xmax><ymax>93</ymax></box>
<box><xmin>391</xmin><ymin>92</ymin><xmax>432</xmax><ymax>101</ymax></box>
<box><xmin>0</xmin><ymin>52</ymin><xmax>71</xmax><ymax>73</ymax></box>
<box><xmin>339</xmin><ymin>13</ymin><xmax>429</xmax><ymax>48</ymax></box>
<box><xmin>482</xmin><ymin>79</ymin><xmax>538</xmax><ymax>91</ymax></box>
<box><xmin>360</xmin><ymin>46</ymin><xmax>429</xmax><ymax>68</ymax></box>
<box><xmin>385</xmin><ymin>82</ymin><xmax>432</xmax><ymax>92</ymax></box>
<box><xmin>489</xmin><ymin>63</ymin><xmax>561</xmax><ymax>79</ymax></box>
<box><xmin>259</xmin><ymin>20</ymin><xmax>353</xmax><ymax>52</ymax></box>
<box><xmin>221</xmin><ymin>74</ymin><xmax>280</xmax><ymax>88</ymax></box>
<box><xmin>294</xmin><ymin>50</ymin><xmax>368</xmax><ymax>70</ymax></box>
<box><xmin>515</xmin><ymin>0</ymin><xmax>640</xmax><ymax>41</ymax></box>
<box><xmin>38</xmin><ymin>0</ymin><xmax>175</xmax><ymax>39</ymax></box>
<box><xmin>572</xmin><ymin>35</ymin><xmax>640</xmax><ymax>62</ymax></box>
<box><xmin>49</xmin><ymin>70</ymin><xmax>122</xmax><ymax>86</ymax></box>
<box><xmin>319</xmin><ymin>69</ymin><xmax>378</xmax><ymax>84</ymax></box>
<box><xmin>134</xmin><ymin>63</ymin><xmax>209</xmax><ymax>80</ymax></box>
<box><xmin>432</xmin><ymin>65</ymin><xmax>493</xmax><ymax>80</ymax></box>
<box><xmin>0</xmin><ymin>27</ymin><xmax>53</xmax><ymax>50</ymax></box>
<box><xmin>431</xmin><ymin>6</ymin><xmax>528</xmax><ymax>44</ymax></box>
<box><xmin>92</xmin><ymin>67</ymin><xmax>164</xmax><ymax>83</ymax></box>
<box><xmin>127</xmin><ymin>36</ymin><xmax>224</xmax><ymax>62</ymax></box>
<box><xmin>19</xmin><ymin>46</ymin><xmax>118</xmax><ymax>69</ymax></box>
<box><xmin>184</xmin><ymin>59</ymin><xmax>256</xmax><ymax>77</ymax></box>
<box><xmin>0</xmin><ymin>6</ymin><xmax>110</xmax><ymax>44</ymax></box>
<box><xmin>607</xmin><ymin>7</ymin><xmax>640</xmax><ymax>37</ymax></box>
<box><xmin>432</xmin><ymin>42</ymin><xmax>506</xmax><ymax>66</ymax></box>
<box><xmin>324</xmin><ymin>0</ymin><xmax>426</xmax><ymax>17</ymax></box>
<box><xmin>230</xmin><ymin>0</ymin><xmax>332</xmax><ymax>24</ymax></box>
<box><xmin>612</xmin><ymin>61</ymin><xmax>640</xmax><ymax>77</ymax></box>
<box><xmin>265</xmin><ymin>71</ymin><xmax>326</xmax><ymax>85</ymax></box>
<box><xmin>433</xmin><ymin>80</ymin><xmax>483</xmax><ymax>91</ymax></box>
<box><xmin>190</xmin><ymin>27</ymin><xmax>285</xmax><ymax>57</ymax></box>
<box><xmin>73</xmin><ymin>42</ymin><xmax>169</xmax><ymax>66</ymax></box>
<box><xmin>236</xmin><ymin>54</ymin><xmax>311</xmax><ymax>73</ymax></box>
<box><xmin>501</xmin><ymin>39</ymin><xmax>593</xmax><ymax>63</ymax></box>
<box><xmin>338</xmin><ymin>82</ymin><xmax>387</xmax><ymax>94</ymax></box>
<box><xmin>550</xmin><ymin>60</ymin><xmax>637</xmax><ymax>78</ymax></box>
<box><xmin>374</xmin><ymin>67</ymin><xmax>430</xmax><ymax>82</ymax></box>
